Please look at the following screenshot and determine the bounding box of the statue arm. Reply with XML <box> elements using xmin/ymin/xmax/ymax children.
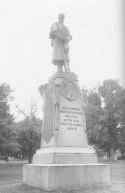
<box><xmin>56</xmin><ymin>26</ymin><xmax>72</xmax><ymax>42</ymax></box>
<box><xmin>49</xmin><ymin>23</ymin><xmax>58</xmax><ymax>39</ymax></box>
<box><xmin>49</xmin><ymin>23</ymin><xmax>72</xmax><ymax>42</ymax></box>
<box><xmin>49</xmin><ymin>31</ymin><xmax>56</xmax><ymax>39</ymax></box>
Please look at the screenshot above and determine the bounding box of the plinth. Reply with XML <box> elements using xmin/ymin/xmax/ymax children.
<box><xmin>23</xmin><ymin>72</ymin><xmax>111</xmax><ymax>191</ymax></box>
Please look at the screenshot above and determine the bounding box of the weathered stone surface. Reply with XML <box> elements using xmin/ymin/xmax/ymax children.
<box><xmin>32</xmin><ymin>147</ymin><xmax>97</xmax><ymax>164</ymax></box>
<box><xmin>40</xmin><ymin>72</ymin><xmax>88</xmax><ymax>148</ymax></box>
<box><xmin>23</xmin><ymin>164</ymin><xmax>111</xmax><ymax>191</ymax></box>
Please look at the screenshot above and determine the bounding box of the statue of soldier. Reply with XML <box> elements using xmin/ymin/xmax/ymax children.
<box><xmin>49</xmin><ymin>13</ymin><xmax>72</xmax><ymax>72</ymax></box>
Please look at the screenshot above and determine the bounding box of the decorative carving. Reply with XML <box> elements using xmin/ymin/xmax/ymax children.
<box><xmin>60</xmin><ymin>80</ymin><xmax>81</xmax><ymax>101</ymax></box>
<box><xmin>39</xmin><ymin>84</ymin><xmax>57</xmax><ymax>143</ymax></box>
<box><xmin>39</xmin><ymin>72</ymin><xmax>83</xmax><ymax>144</ymax></box>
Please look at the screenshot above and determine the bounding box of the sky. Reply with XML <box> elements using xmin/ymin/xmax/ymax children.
<box><xmin>0</xmin><ymin>0</ymin><xmax>124</xmax><ymax>120</ymax></box>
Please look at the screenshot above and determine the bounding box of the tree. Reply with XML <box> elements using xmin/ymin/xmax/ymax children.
<box><xmin>82</xmin><ymin>88</ymin><xmax>102</xmax><ymax>146</ymax></box>
<box><xmin>0</xmin><ymin>83</ymin><xmax>17</xmax><ymax>157</ymax></box>
<box><xmin>98</xmin><ymin>80</ymin><xmax>123</xmax><ymax>158</ymax></box>
<box><xmin>117</xmin><ymin>123</ymin><xmax>125</xmax><ymax>157</ymax></box>
<box><xmin>115</xmin><ymin>88</ymin><xmax>125</xmax><ymax>156</ymax></box>
<box><xmin>82</xmin><ymin>80</ymin><xmax>125</xmax><ymax>159</ymax></box>
<box><xmin>16</xmin><ymin>105</ymin><xmax>42</xmax><ymax>163</ymax></box>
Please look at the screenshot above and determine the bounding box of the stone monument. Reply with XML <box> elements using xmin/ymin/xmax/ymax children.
<box><xmin>23</xmin><ymin>14</ymin><xmax>111</xmax><ymax>191</ymax></box>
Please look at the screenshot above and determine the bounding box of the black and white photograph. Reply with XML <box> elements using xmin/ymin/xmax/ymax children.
<box><xmin>0</xmin><ymin>0</ymin><xmax>124</xmax><ymax>192</ymax></box>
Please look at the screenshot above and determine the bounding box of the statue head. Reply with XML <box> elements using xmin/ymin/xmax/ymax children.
<box><xmin>58</xmin><ymin>13</ymin><xmax>65</xmax><ymax>24</ymax></box>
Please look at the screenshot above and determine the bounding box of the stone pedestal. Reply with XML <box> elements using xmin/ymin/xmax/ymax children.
<box><xmin>23</xmin><ymin>72</ymin><xmax>111</xmax><ymax>191</ymax></box>
<box><xmin>23</xmin><ymin>164</ymin><xmax>111</xmax><ymax>191</ymax></box>
<box><xmin>32</xmin><ymin>147</ymin><xmax>97</xmax><ymax>164</ymax></box>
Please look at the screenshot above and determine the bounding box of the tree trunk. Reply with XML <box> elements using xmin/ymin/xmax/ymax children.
<box><xmin>107</xmin><ymin>150</ymin><xmax>110</xmax><ymax>161</ymax></box>
<box><xmin>28</xmin><ymin>152</ymin><xmax>33</xmax><ymax>163</ymax></box>
<box><xmin>110</xmin><ymin>148</ymin><xmax>115</xmax><ymax>161</ymax></box>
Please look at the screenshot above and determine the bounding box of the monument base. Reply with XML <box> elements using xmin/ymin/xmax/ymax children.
<box><xmin>32</xmin><ymin>147</ymin><xmax>97</xmax><ymax>164</ymax></box>
<box><xmin>23</xmin><ymin>70</ymin><xmax>111</xmax><ymax>191</ymax></box>
<box><xmin>23</xmin><ymin>163</ymin><xmax>111</xmax><ymax>191</ymax></box>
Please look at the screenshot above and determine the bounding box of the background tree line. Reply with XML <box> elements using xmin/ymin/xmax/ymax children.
<box><xmin>0</xmin><ymin>83</ymin><xmax>42</xmax><ymax>163</ymax></box>
<box><xmin>0</xmin><ymin>79</ymin><xmax>125</xmax><ymax>162</ymax></box>
<box><xmin>82</xmin><ymin>79</ymin><xmax>125</xmax><ymax>160</ymax></box>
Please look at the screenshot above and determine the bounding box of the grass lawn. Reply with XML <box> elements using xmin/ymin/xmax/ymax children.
<box><xmin>0</xmin><ymin>161</ymin><xmax>125</xmax><ymax>193</ymax></box>
<box><xmin>0</xmin><ymin>162</ymin><xmax>22</xmax><ymax>185</ymax></box>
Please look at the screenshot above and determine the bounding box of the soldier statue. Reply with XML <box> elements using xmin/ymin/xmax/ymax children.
<box><xmin>49</xmin><ymin>13</ymin><xmax>72</xmax><ymax>72</ymax></box>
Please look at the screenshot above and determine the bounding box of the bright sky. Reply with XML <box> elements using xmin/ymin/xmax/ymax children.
<box><xmin>0</xmin><ymin>0</ymin><xmax>123</xmax><ymax>119</ymax></box>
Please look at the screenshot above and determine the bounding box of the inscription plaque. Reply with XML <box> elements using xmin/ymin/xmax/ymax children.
<box><xmin>60</xmin><ymin>99</ymin><xmax>83</xmax><ymax>131</ymax></box>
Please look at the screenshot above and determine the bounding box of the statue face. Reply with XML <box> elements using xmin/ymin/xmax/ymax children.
<box><xmin>58</xmin><ymin>14</ymin><xmax>64</xmax><ymax>23</ymax></box>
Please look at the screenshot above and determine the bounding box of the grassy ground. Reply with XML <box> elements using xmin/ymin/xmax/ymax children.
<box><xmin>0</xmin><ymin>161</ymin><xmax>125</xmax><ymax>193</ymax></box>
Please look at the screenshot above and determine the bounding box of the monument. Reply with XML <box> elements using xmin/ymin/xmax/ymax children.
<box><xmin>23</xmin><ymin>14</ymin><xmax>111</xmax><ymax>191</ymax></box>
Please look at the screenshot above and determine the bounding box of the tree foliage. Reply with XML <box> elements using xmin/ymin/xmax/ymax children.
<box><xmin>16</xmin><ymin>106</ymin><xmax>42</xmax><ymax>163</ymax></box>
<box><xmin>83</xmin><ymin>80</ymin><xmax>125</xmax><ymax>158</ymax></box>
<box><xmin>0</xmin><ymin>83</ymin><xmax>17</xmax><ymax>155</ymax></box>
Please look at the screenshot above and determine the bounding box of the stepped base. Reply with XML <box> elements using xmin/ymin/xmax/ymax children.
<box><xmin>23</xmin><ymin>163</ymin><xmax>111</xmax><ymax>191</ymax></box>
<box><xmin>32</xmin><ymin>147</ymin><xmax>97</xmax><ymax>164</ymax></box>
